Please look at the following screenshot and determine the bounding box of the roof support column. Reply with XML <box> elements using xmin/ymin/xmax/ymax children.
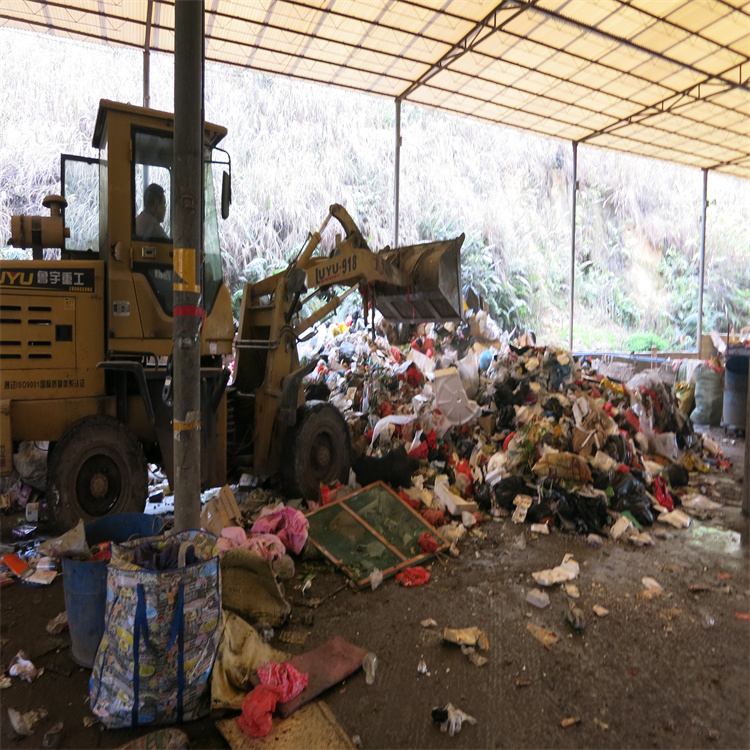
<box><xmin>394</xmin><ymin>99</ymin><xmax>402</xmax><ymax>248</ymax></box>
<box><xmin>697</xmin><ymin>168</ymin><xmax>708</xmax><ymax>354</ymax></box>
<box><xmin>172</xmin><ymin>0</ymin><xmax>205</xmax><ymax>532</ymax></box>
<box><xmin>569</xmin><ymin>141</ymin><xmax>578</xmax><ymax>353</ymax></box>
<box><xmin>744</xmin><ymin>369</ymin><xmax>750</xmax><ymax>518</ymax></box>
<box><xmin>143</xmin><ymin>0</ymin><xmax>154</xmax><ymax>108</ymax></box>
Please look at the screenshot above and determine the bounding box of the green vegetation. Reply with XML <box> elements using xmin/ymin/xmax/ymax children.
<box><xmin>2</xmin><ymin>30</ymin><xmax>748</xmax><ymax>352</ymax></box>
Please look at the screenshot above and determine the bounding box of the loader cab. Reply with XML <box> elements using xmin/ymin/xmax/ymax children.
<box><xmin>82</xmin><ymin>99</ymin><xmax>234</xmax><ymax>359</ymax></box>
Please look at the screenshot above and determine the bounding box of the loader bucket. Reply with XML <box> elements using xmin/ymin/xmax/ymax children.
<box><xmin>374</xmin><ymin>233</ymin><xmax>464</xmax><ymax>324</ymax></box>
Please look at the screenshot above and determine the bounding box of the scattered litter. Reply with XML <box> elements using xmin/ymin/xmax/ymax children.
<box><xmin>460</xmin><ymin>644</ymin><xmax>488</xmax><ymax>667</ymax></box>
<box><xmin>395</xmin><ymin>566</ymin><xmax>430</xmax><ymax>587</ymax></box>
<box><xmin>593</xmin><ymin>605</ymin><xmax>609</xmax><ymax>617</ymax></box>
<box><xmin>530</xmin><ymin>523</ymin><xmax>550</xmax><ymax>535</ymax></box>
<box><xmin>565</xmin><ymin>598</ymin><xmax>586</xmax><ymax>631</ymax></box>
<box><xmin>609</xmin><ymin>515</ymin><xmax>634</xmax><ymax>541</ymax></box>
<box><xmin>526</xmin><ymin>622</ymin><xmax>560</xmax><ymax>649</ymax></box>
<box><xmin>0</xmin><ymin>676</ymin><xmax>11</xmax><ymax>689</ymax></box>
<box><xmin>417</xmin><ymin>660</ymin><xmax>428</xmax><ymax>674</ymax></box>
<box><xmin>370</xmin><ymin>568</ymin><xmax>384</xmax><ymax>590</ymax></box>
<box><xmin>657</xmin><ymin>509</ymin><xmax>691</xmax><ymax>528</ymax></box>
<box><xmin>38</xmin><ymin>519</ymin><xmax>89</xmax><ymax>558</ymax></box>
<box><xmin>8</xmin><ymin>707</ymin><xmax>48</xmax><ymax>736</ymax></box>
<box><xmin>586</xmin><ymin>533</ymin><xmax>603</xmax><ymax>548</ymax></box>
<box><xmin>431</xmin><ymin>703</ymin><xmax>477</xmax><ymax>737</ymax></box>
<box><xmin>421</xmin><ymin>618</ymin><xmax>438</xmax><ymax>628</ymax></box>
<box><xmin>593</xmin><ymin>717</ymin><xmax>609</xmax><ymax>731</ymax></box>
<box><xmin>42</xmin><ymin>721</ymin><xmax>65</xmax><ymax>749</ymax></box>
<box><xmin>512</xmin><ymin>495</ymin><xmax>533</xmax><ymax>524</ymax></box>
<box><xmin>278</xmin><ymin>627</ymin><xmax>309</xmax><ymax>646</ymax></box>
<box><xmin>561</xmin><ymin>716</ymin><xmax>581</xmax><ymax>728</ymax></box>
<box><xmin>681</xmin><ymin>495</ymin><xmax>722</xmax><ymax>514</ymax></box>
<box><xmin>640</xmin><ymin>577</ymin><xmax>663</xmax><ymax>599</ymax></box>
<box><xmin>362</xmin><ymin>652</ymin><xmax>378</xmax><ymax>685</ymax></box>
<box><xmin>8</xmin><ymin>651</ymin><xmax>42</xmax><ymax>682</ymax></box>
<box><xmin>443</xmin><ymin>627</ymin><xmax>489</xmax><ymax>650</ymax></box>
<box><xmin>526</xmin><ymin>588</ymin><xmax>550</xmax><ymax>609</ymax></box>
<box><xmin>82</xmin><ymin>716</ymin><xmax>98</xmax><ymax>728</ymax></box>
<box><xmin>564</xmin><ymin>583</ymin><xmax>580</xmax><ymax>598</ymax></box>
<box><xmin>532</xmin><ymin>554</ymin><xmax>579</xmax><ymax>586</ymax></box>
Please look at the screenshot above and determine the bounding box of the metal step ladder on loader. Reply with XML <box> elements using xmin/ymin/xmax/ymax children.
<box><xmin>0</xmin><ymin>98</ymin><xmax>464</xmax><ymax>529</ymax></box>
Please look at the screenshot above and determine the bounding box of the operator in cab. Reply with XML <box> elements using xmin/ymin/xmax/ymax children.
<box><xmin>136</xmin><ymin>183</ymin><xmax>169</xmax><ymax>240</ymax></box>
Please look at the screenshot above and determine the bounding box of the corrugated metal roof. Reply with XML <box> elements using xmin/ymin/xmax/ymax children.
<box><xmin>2</xmin><ymin>0</ymin><xmax>748</xmax><ymax>178</ymax></box>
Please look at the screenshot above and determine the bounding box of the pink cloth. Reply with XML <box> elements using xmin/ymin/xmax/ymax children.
<box><xmin>217</xmin><ymin>527</ymin><xmax>286</xmax><ymax>562</ymax></box>
<box><xmin>257</xmin><ymin>661</ymin><xmax>309</xmax><ymax>703</ymax></box>
<box><xmin>251</xmin><ymin>507</ymin><xmax>309</xmax><ymax>555</ymax></box>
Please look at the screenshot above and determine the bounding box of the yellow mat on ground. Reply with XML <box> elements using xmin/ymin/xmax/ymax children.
<box><xmin>216</xmin><ymin>700</ymin><xmax>354</xmax><ymax>750</ymax></box>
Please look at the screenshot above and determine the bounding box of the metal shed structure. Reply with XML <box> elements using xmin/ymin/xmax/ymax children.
<box><xmin>2</xmin><ymin>1</ymin><xmax>748</xmax><ymax>178</ymax></box>
<box><xmin>1</xmin><ymin>0</ymin><xmax>748</xmax><ymax>344</ymax></box>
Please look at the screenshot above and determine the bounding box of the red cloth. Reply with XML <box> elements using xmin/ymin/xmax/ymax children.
<box><xmin>418</xmin><ymin>532</ymin><xmax>439</xmax><ymax>554</ymax></box>
<box><xmin>421</xmin><ymin>508</ymin><xmax>446</xmax><ymax>527</ymax></box>
<box><xmin>399</xmin><ymin>491</ymin><xmax>422</xmax><ymax>511</ymax></box>
<box><xmin>396</xmin><ymin>566</ymin><xmax>430</xmax><ymax>587</ymax></box>
<box><xmin>408</xmin><ymin>442</ymin><xmax>429</xmax><ymax>460</ymax></box>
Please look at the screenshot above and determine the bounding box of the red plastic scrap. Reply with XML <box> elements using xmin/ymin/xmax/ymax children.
<box><xmin>396</xmin><ymin>566</ymin><xmax>430</xmax><ymax>587</ymax></box>
<box><xmin>425</xmin><ymin>430</ymin><xmax>437</xmax><ymax>450</ymax></box>
<box><xmin>421</xmin><ymin>508</ymin><xmax>446</xmax><ymax>527</ymax></box>
<box><xmin>624</xmin><ymin>409</ymin><xmax>641</xmax><ymax>431</ymax></box>
<box><xmin>408</xmin><ymin>442</ymin><xmax>429</xmax><ymax>460</ymax></box>
<box><xmin>418</xmin><ymin>532</ymin><xmax>439</xmax><ymax>554</ymax></box>
<box><xmin>503</xmin><ymin>431</ymin><xmax>515</xmax><ymax>451</ymax></box>
<box><xmin>653</xmin><ymin>476</ymin><xmax>673</xmax><ymax>510</ymax></box>
<box><xmin>379</xmin><ymin>401</ymin><xmax>392</xmax><ymax>417</ymax></box>
<box><xmin>406</xmin><ymin>366</ymin><xmax>422</xmax><ymax>387</ymax></box>
<box><xmin>399</xmin><ymin>491</ymin><xmax>422</xmax><ymax>511</ymax></box>
<box><xmin>237</xmin><ymin>686</ymin><xmax>279</xmax><ymax>738</ymax></box>
<box><xmin>390</xmin><ymin>347</ymin><xmax>402</xmax><ymax>363</ymax></box>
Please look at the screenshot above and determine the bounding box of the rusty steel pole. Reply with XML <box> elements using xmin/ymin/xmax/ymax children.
<box><xmin>172</xmin><ymin>0</ymin><xmax>204</xmax><ymax>531</ymax></box>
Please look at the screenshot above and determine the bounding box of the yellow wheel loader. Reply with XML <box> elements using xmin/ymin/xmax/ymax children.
<box><xmin>0</xmin><ymin>99</ymin><xmax>464</xmax><ymax>529</ymax></box>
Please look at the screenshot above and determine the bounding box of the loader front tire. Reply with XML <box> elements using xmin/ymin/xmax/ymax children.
<box><xmin>283</xmin><ymin>402</ymin><xmax>351</xmax><ymax>500</ymax></box>
<box><xmin>47</xmin><ymin>415</ymin><xmax>148</xmax><ymax>531</ymax></box>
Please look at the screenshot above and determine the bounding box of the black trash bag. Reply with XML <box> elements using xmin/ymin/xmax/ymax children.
<box><xmin>610</xmin><ymin>471</ymin><xmax>654</xmax><ymax>526</ymax></box>
<box><xmin>662</xmin><ymin>463</ymin><xmax>689</xmax><ymax>488</ymax></box>
<box><xmin>556</xmin><ymin>491</ymin><xmax>609</xmax><ymax>535</ymax></box>
<box><xmin>493</xmin><ymin>475</ymin><xmax>535</xmax><ymax>511</ymax></box>
<box><xmin>526</xmin><ymin>494</ymin><xmax>554</xmax><ymax>524</ymax></box>
<box><xmin>474</xmin><ymin>483</ymin><xmax>493</xmax><ymax>512</ymax></box>
<box><xmin>352</xmin><ymin>445</ymin><xmax>419</xmax><ymax>489</ymax></box>
<box><xmin>603</xmin><ymin>433</ymin><xmax>631</xmax><ymax>465</ymax></box>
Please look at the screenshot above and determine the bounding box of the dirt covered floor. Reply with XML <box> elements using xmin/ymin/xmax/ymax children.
<box><xmin>1</xmin><ymin>428</ymin><xmax>748</xmax><ymax>750</ymax></box>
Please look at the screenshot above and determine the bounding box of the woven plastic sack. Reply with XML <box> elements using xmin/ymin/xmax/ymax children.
<box><xmin>691</xmin><ymin>364</ymin><xmax>723</xmax><ymax>426</ymax></box>
<box><xmin>90</xmin><ymin>530</ymin><xmax>221</xmax><ymax>728</ymax></box>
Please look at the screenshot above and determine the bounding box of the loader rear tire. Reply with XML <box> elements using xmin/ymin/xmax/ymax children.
<box><xmin>283</xmin><ymin>402</ymin><xmax>351</xmax><ymax>500</ymax></box>
<box><xmin>47</xmin><ymin>415</ymin><xmax>148</xmax><ymax>531</ymax></box>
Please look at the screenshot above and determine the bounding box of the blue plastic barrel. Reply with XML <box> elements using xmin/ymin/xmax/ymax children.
<box><xmin>62</xmin><ymin>513</ymin><xmax>163</xmax><ymax>667</ymax></box>
<box><xmin>723</xmin><ymin>354</ymin><xmax>748</xmax><ymax>432</ymax></box>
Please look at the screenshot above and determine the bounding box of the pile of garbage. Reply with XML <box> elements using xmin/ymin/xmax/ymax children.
<box><xmin>300</xmin><ymin>310</ymin><xmax>727</xmax><ymax>546</ymax></box>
